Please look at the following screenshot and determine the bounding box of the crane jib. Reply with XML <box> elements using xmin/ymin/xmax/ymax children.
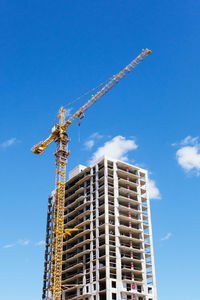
<box><xmin>65</xmin><ymin>49</ymin><xmax>151</xmax><ymax>127</ymax></box>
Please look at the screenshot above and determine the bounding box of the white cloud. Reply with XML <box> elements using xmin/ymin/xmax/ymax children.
<box><xmin>85</xmin><ymin>132</ymin><xmax>103</xmax><ymax>150</ymax></box>
<box><xmin>90</xmin><ymin>136</ymin><xmax>138</xmax><ymax>164</ymax></box>
<box><xmin>161</xmin><ymin>232</ymin><xmax>172</xmax><ymax>241</ymax></box>
<box><xmin>173</xmin><ymin>136</ymin><xmax>200</xmax><ymax>174</ymax></box>
<box><xmin>35</xmin><ymin>240</ymin><xmax>45</xmax><ymax>246</ymax></box>
<box><xmin>3</xmin><ymin>243</ymin><xmax>16</xmax><ymax>249</ymax></box>
<box><xmin>18</xmin><ymin>239</ymin><xmax>30</xmax><ymax>246</ymax></box>
<box><xmin>175</xmin><ymin>136</ymin><xmax>200</xmax><ymax>174</ymax></box>
<box><xmin>176</xmin><ymin>145</ymin><xmax>200</xmax><ymax>173</ymax></box>
<box><xmin>148</xmin><ymin>179</ymin><xmax>161</xmax><ymax>200</ymax></box>
<box><xmin>0</xmin><ymin>138</ymin><xmax>17</xmax><ymax>148</ymax></box>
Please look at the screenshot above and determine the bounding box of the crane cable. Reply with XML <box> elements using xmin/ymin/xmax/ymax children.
<box><xmin>63</xmin><ymin>75</ymin><xmax>114</xmax><ymax>109</ymax></box>
<box><xmin>47</xmin><ymin>75</ymin><xmax>114</xmax><ymax>135</ymax></box>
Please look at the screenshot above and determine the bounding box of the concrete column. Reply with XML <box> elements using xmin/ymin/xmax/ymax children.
<box><xmin>113</xmin><ymin>162</ymin><xmax>122</xmax><ymax>298</ymax></box>
<box><xmin>95</xmin><ymin>164</ymin><xmax>100</xmax><ymax>300</ymax></box>
<box><xmin>139</xmin><ymin>171</ymin><xmax>148</xmax><ymax>296</ymax></box>
<box><xmin>104</xmin><ymin>158</ymin><xmax>111</xmax><ymax>299</ymax></box>
<box><xmin>146</xmin><ymin>172</ymin><xmax>157</xmax><ymax>300</ymax></box>
<box><xmin>90</xmin><ymin>168</ymin><xmax>94</xmax><ymax>297</ymax></box>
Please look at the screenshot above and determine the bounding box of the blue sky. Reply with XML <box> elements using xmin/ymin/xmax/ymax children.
<box><xmin>0</xmin><ymin>1</ymin><xmax>200</xmax><ymax>299</ymax></box>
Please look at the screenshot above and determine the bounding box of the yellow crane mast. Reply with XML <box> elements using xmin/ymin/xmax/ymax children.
<box><xmin>31</xmin><ymin>49</ymin><xmax>151</xmax><ymax>300</ymax></box>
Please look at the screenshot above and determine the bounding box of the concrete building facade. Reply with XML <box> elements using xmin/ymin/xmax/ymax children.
<box><xmin>43</xmin><ymin>156</ymin><xmax>157</xmax><ymax>300</ymax></box>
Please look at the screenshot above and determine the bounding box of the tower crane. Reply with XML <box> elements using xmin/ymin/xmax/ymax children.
<box><xmin>31</xmin><ymin>48</ymin><xmax>151</xmax><ymax>300</ymax></box>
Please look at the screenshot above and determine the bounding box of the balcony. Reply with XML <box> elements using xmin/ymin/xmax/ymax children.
<box><xmin>64</xmin><ymin>195</ymin><xmax>85</xmax><ymax>211</ymax></box>
<box><xmin>98</xmin><ymin>175</ymin><xmax>114</xmax><ymax>186</ymax></box>
<box><xmin>63</xmin><ymin>229</ymin><xmax>91</xmax><ymax>245</ymax></box>
<box><xmin>119</xmin><ymin>177</ymin><xmax>138</xmax><ymax>188</ymax></box>
<box><xmin>121</xmin><ymin>290</ymin><xmax>146</xmax><ymax>299</ymax></box>
<box><xmin>144</xmin><ymin>233</ymin><xmax>150</xmax><ymax>240</ymax></box>
<box><xmin>66</xmin><ymin>174</ymin><xmax>91</xmax><ymax>194</ymax></box>
<box><xmin>146</xmin><ymin>262</ymin><xmax>152</xmax><ymax>269</ymax></box>
<box><xmin>140</xmin><ymin>188</ymin><xmax>146</xmax><ymax>196</ymax></box>
<box><xmin>71</xmin><ymin>293</ymin><xmax>92</xmax><ymax>300</ymax></box>
<box><xmin>64</xmin><ymin>201</ymin><xmax>91</xmax><ymax>219</ymax></box>
<box><xmin>141</xmin><ymin>196</ymin><xmax>147</xmax><ymax>203</ymax></box>
<box><xmin>63</xmin><ymin>238</ymin><xmax>91</xmax><ymax>254</ymax></box>
<box><xmin>121</xmin><ymin>264</ymin><xmax>143</xmax><ymax>274</ymax></box>
<box><xmin>119</xmin><ymin>243</ymin><xmax>144</xmax><ymax>254</ymax></box>
<box><xmin>65</xmin><ymin>249</ymin><xmax>91</xmax><ymax>263</ymax></box>
<box><xmin>64</xmin><ymin>210</ymin><xmax>90</xmax><ymax>227</ymax></box>
<box><xmin>65</xmin><ymin>187</ymin><xmax>84</xmax><ymax>202</ymax></box>
<box><xmin>119</xmin><ymin>223</ymin><xmax>142</xmax><ymax>234</ymax></box>
<box><xmin>140</xmin><ymin>178</ymin><xmax>146</xmax><ymax>186</ymax></box>
<box><xmin>119</xmin><ymin>234</ymin><xmax>143</xmax><ymax>244</ymax></box>
<box><xmin>121</xmin><ymin>274</ymin><xmax>143</xmax><ymax>283</ymax></box>
<box><xmin>119</xmin><ymin>204</ymin><xmax>141</xmax><ymax>215</ymax></box>
<box><xmin>62</xmin><ymin>272</ymin><xmax>83</xmax><ymax>284</ymax></box>
<box><xmin>118</xmin><ymin>195</ymin><xmax>139</xmax><ymax>207</ymax></box>
<box><xmin>62</xmin><ymin>262</ymin><xmax>84</xmax><ymax>273</ymax></box>
<box><xmin>76</xmin><ymin>218</ymin><xmax>91</xmax><ymax>228</ymax></box>
<box><xmin>117</xmin><ymin>169</ymin><xmax>139</xmax><ymax>182</ymax></box>
<box><xmin>121</xmin><ymin>254</ymin><xmax>143</xmax><ymax>264</ymax></box>
<box><xmin>119</xmin><ymin>187</ymin><xmax>138</xmax><ymax>198</ymax></box>
<box><xmin>119</xmin><ymin>214</ymin><xmax>141</xmax><ymax>225</ymax></box>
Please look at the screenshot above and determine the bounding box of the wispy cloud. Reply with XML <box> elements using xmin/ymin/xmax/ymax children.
<box><xmin>148</xmin><ymin>179</ymin><xmax>161</xmax><ymax>200</ymax></box>
<box><xmin>2</xmin><ymin>239</ymin><xmax>30</xmax><ymax>249</ymax></box>
<box><xmin>35</xmin><ymin>240</ymin><xmax>45</xmax><ymax>246</ymax></box>
<box><xmin>0</xmin><ymin>138</ymin><xmax>17</xmax><ymax>148</ymax></box>
<box><xmin>90</xmin><ymin>135</ymin><xmax>138</xmax><ymax>164</ymax></box>
<box><xmin>174</xmin><ymin>136</ymin><xmax>200</xmax><ymax>174</ymax></box>
<box><xmin>90</xmin><ymin>132</ymin><xmax>103</xmax><ymax>139</ymax></box>
<box><xmin>180</xmin><ymin>136</ymin><xmax>199</xmax><ymax>146</ymax></box>
<box><xmin>161</xmin><ymin>232</ymin><xmax>172</xmax><ymax>241</ymax></box>
<box><xmin>3</xmin><ymin>243</ymin><xmax>16</xmax><ymax>249</ymax></box>
<box><xmin>84</xmin><ymin>132</ymin><xmax>103</xmax><ymax>150</ymax></box>
<box><xmin>2</xmin><ymin>239</ymin><xmax>47</xmax><ymax>249</ymax></box>
<box><xmin>85</xmin><ymin>140</ymin><xmax>95</xmax><ymax>150</ymax></box>
<box><xmin>65</xmin><ymin>108</ymin><xmax>72</xmax><ymax>118</ymax></box>
<box><xmin>172</xmin><ymin>135</ymin><xmax>199</xmax><ymax>147</ymax></box>
<box><xmin>18</xmin><ymin>239</ymin><xmax>30</xmax><ymax>246</ymax></box>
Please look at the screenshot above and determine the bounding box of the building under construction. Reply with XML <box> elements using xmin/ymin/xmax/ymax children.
<box><xmin>42</xmin><ymin>156</ymin><xmax>157</xmax><ymax>300</ymax></box>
